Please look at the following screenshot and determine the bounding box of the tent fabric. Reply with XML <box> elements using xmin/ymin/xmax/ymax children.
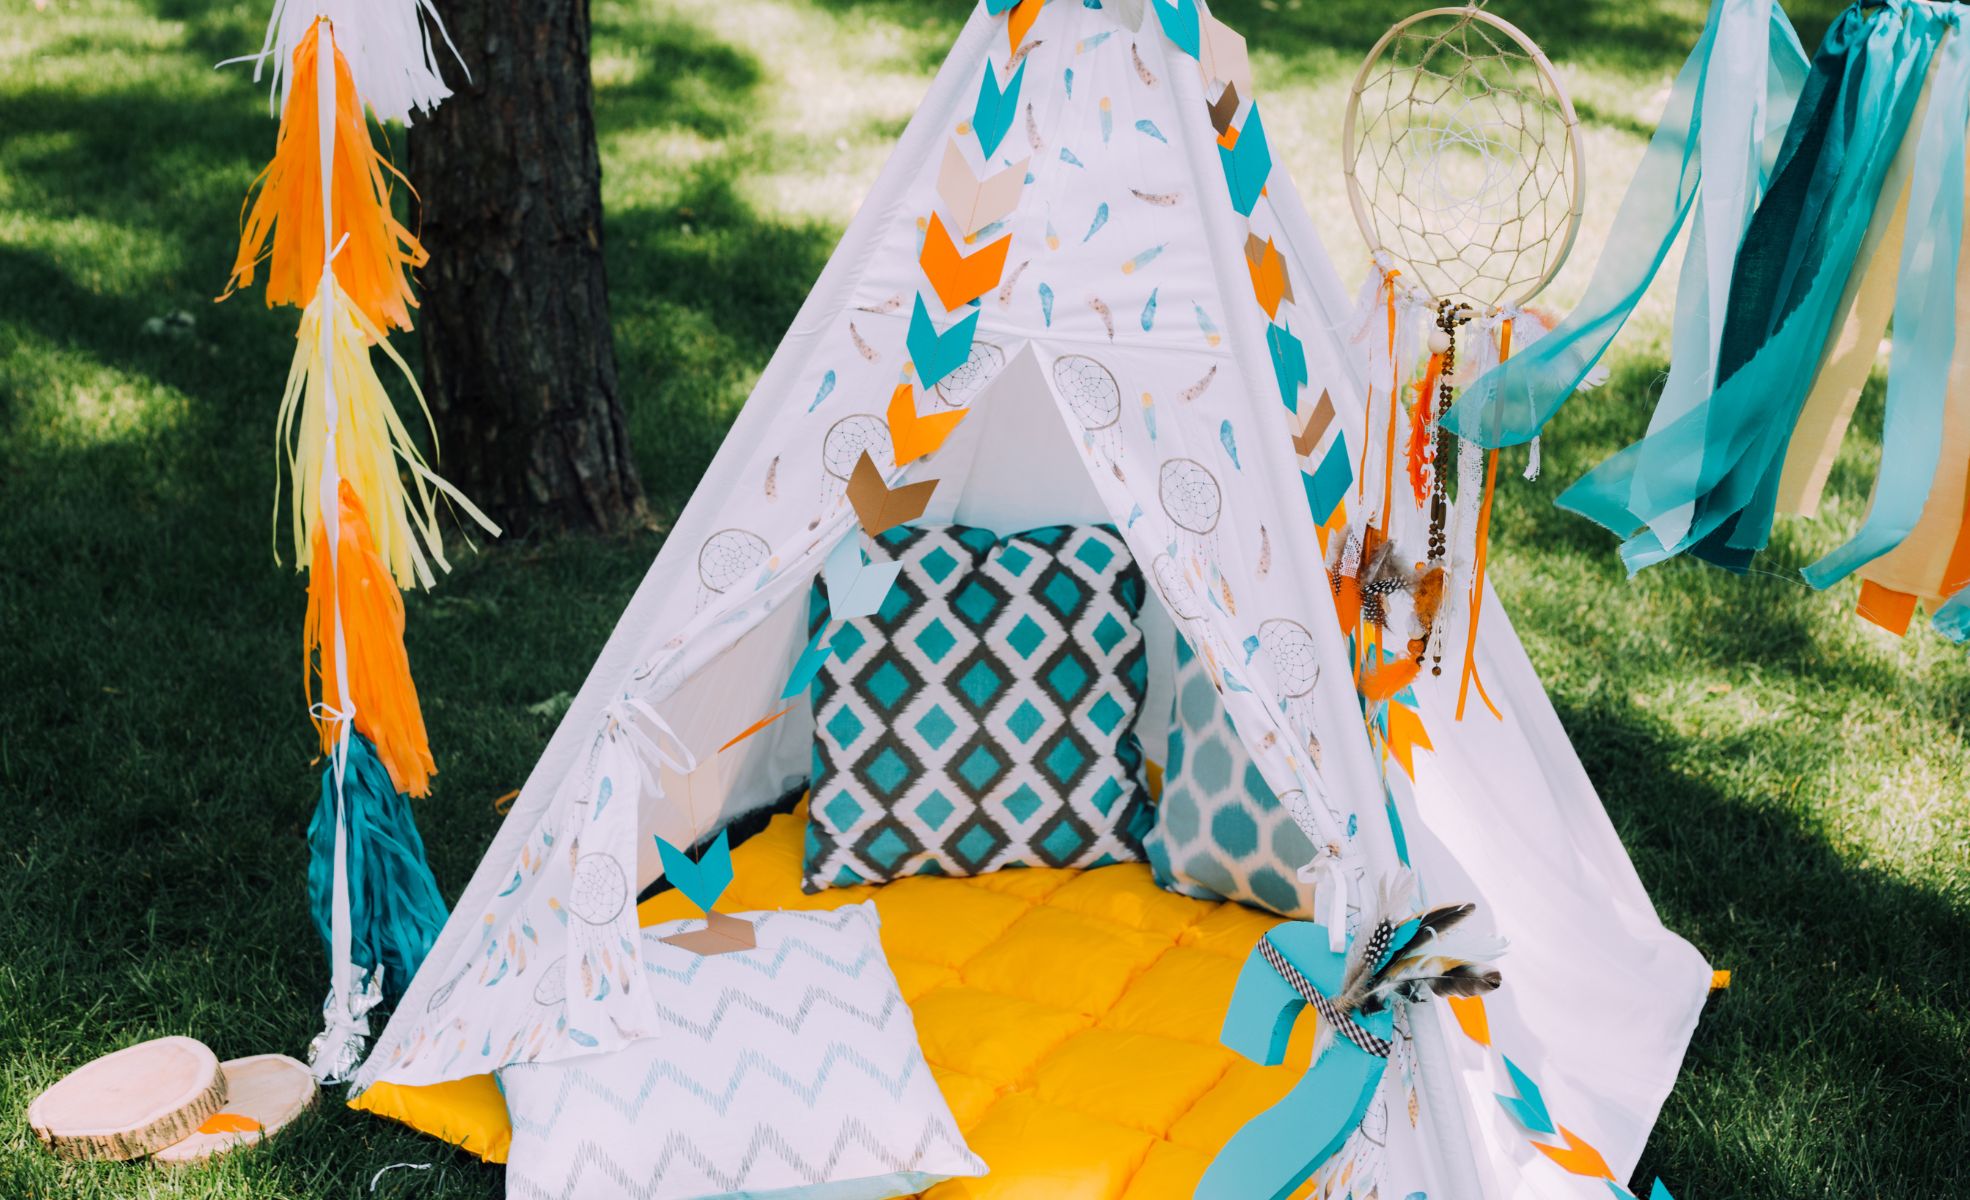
<box><xmin>355</xmin><ymin>3</ymin><xmax>1713</xmax><ymax>1196</ymax></box>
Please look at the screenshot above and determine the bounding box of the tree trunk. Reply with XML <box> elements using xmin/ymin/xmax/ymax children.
<box><xmin>408</xmin><ymin>0</ymin><xmax>650</xmax><ymax>537</ymax></box>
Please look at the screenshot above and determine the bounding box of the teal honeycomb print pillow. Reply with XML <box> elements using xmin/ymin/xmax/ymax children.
<box><xmin>805</xmin><ymin>524</ymin><xmax>1153</xmax><ymax>892</ymax></box>
<box><xmin>1143</xmin><ymin>632</ymin><xmax>1319</xmax><ymax>917</ymax></box>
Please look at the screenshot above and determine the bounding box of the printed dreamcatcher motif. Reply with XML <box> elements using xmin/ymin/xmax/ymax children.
<box><xmin>934</xmin><ymin>340</ymin><xmax>1007</xmax><ymax>409</ymax></box>
<box><xmin>1052</xmin><ymin>353</ymin><xmax>1126</xmax><ymax>472</ymax></box>
<box><xmin>1152</xmin><ymin>553</ymin><xmax>1203</xmax><ymax>622</ymax></box>
<box><xmin>1258</xmin><ymin>617</ymin><xmax>1324</xmax><ymax>754</ymax></box>
<box><xmin>696</xmin><ymin>528</ymin><xmax>771</xmax><ymax>610</ymax></box>
<box><xmin>1159</xmin><ymin>456</ymin><xmax>1223</xmax><ymax>565</ymax></box>
<box><xmin>819</xmin><ymin>414</ymin><xmax>895</xmax><ymax>515</ymax></box>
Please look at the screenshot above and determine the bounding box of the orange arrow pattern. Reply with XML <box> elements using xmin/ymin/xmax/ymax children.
<box><xmin>847</xmin><ymin>451</ymin><xmax>940</xmax><ymax>537</ymax></box>
<box><xmin>1292</xmin><ymin>389</ymin><xmax>1336</xmax><ymax>458</ymax></box>
<box><xmin>1531</xmin><ymin>1126</ymin><xmax>1615</xmax><ymax>1180</ymax></box>
<box><xmin>921</xmin><ymin>212</ymin><xmax>1012</xmax><ymax>311</ymax></box>
<box><xmin>1246</xmin><ymin>234</ymin><xmax>1291</xmax><ymax>320</ymax></box>
<box><xmin>888</xmin><ymin>382</ymin><xmax>968</xmax><ymax>466</ymax></box>
<box><xmin>1007</xmin><ymin>0</ymin><xmax>1045</xmax><ymax>55</ymax></box>
<box><xmin>1446</xmin><ymin>995</ymin><xmax>1491</xmax><ymax>1046</ymax></box>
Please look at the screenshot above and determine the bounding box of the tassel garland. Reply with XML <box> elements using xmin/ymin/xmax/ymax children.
<box><xmin>248</xmin><ymin>0</ymin><xmax>462</xmax><ymax>125</ymax></box>
<box><xmin>223</xmin><ymin>18</ymin><xmax>427</xmax><ymax>335</ymax></box>
<box><xmin>307</xmin><ymin>480</ymin><xmax>436</xmax><ymax>797</ymax></box>
<box><xmin>306</xmin><ymin>733</ymin><xmax>449</xmax><ymax>1001</ymax></box>
<box><xmin>277</xmin><ymin>271</ymin><xmax>497</xmax><ymax>591</ymax></box>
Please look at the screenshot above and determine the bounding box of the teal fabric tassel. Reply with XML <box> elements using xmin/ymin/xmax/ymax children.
<box><xmin>1443</xmin><ymin>0</ymin><xmax>1807</xmax><ymax>447</ymax></box>
<box><xmin>307</xmin><ymin>734</ymin><xmax>449</xmax><ymax>1002</ymax></box>
<box><xmin>1557</xmin><ymin>0</ymin><xmax>1947</xmax><ymax>574</ymax></box>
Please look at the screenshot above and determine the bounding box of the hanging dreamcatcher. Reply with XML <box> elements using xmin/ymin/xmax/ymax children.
<box><xmin>1340</xmin><ymin>3</ymin><xmax>1583</xmax><ymax>718</ymax></box>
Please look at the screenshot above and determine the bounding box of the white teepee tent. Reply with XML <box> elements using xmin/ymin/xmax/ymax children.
<box><xmin>355</xmin><ymin>1</ymin><xmax>1711</xmax><ymax>1195</ymax></box>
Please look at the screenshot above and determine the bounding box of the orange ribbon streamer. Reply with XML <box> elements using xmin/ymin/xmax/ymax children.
<box><xmin>307</xmin><ymin>481</ymin><xmax>435</xmax><ymax>797</ymax></box>
<box><xmin>1456</xmin><ymin>320</ymin><xmax>1509</xmax><ymax>722</ymax></box>
<box><xmin>222</xmin><ymin>18</ymin><xmax>427</xmax><ymax>336</ymax></box>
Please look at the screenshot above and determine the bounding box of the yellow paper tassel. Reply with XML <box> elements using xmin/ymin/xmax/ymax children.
<box><xmin>307</xmin><ymin>480</ymin><xmax>435</xmax><ymax>797</ymax></box>
<box><xmin>223</xmin><ymin>18</ymin><xmax>427</xmax><ymax>336</ymax></box>
<box><xmin>277</xmin><ymin>272</ymin><xmax>498</xmax><ymax>590</ymax></box>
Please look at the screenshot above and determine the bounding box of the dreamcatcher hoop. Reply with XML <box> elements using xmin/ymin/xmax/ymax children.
<box><xmin>1342</xmin><ymin>5</ymin><xmax>1584</xmax><ymax>312</ymax></box>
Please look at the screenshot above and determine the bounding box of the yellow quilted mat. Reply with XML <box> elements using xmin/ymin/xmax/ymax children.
<box><xmin>359</xmin><ymin>805</ymin><xmax>1323</xmax><ymax>1198</ymax></box>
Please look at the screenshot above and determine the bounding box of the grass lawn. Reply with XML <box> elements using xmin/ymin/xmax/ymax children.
<box><xmin>3</xmin><ymin>0</ymin><xmax>1966</xmax><ymax>1196</ymax></box>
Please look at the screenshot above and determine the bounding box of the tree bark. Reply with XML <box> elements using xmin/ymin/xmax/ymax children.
<box><xmin>408</xmin><ymin>0</ymin><xmax>650</xmax><ymax>537</ymax></box>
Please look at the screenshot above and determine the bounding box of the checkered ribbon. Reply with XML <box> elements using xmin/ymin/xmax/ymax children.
<box><xmin>1257</xmin><ymin>936</ymin><xmax>1392</xmax><ymax>1058</ymax></box>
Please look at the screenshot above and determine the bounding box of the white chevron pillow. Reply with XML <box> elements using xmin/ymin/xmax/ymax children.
<box><xmin>498</xmin><ymin>903</ymin><xmax>986</xmax><ymax>1200</ymax></box>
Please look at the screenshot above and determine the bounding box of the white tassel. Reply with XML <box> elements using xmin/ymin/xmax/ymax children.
<box><xmin>234</xmin><ymin>0</ymin><xmax>465</xmax><ymax>124</ymax></box>
<box><xmin>1524</xmin><ymin>436</ymin><xmax>1542</xmax><ymax>481</ymax></box>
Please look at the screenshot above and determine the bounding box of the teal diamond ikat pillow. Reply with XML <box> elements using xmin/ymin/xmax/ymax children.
<box><xmin>1143</xmin><ymin>632</ymin><xmax>1319</xmax><ymax>917</ymax></box>
<box><xmin>805</xmin><ymin>524</ymin><xmax>1153</xmax><ymax>892</ymax></box>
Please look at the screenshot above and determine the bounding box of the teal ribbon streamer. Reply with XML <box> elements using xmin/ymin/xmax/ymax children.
<box><xmin>1441</xmin><ymin>0</ymin><xmax>1806</xmax><ymax>447</ymax></box>
<box><xmin>307</xmin><ymin>734</ymin><xmax>450</xmax><ymax>1002</ymax></box>
<box><xmin>1934</xmin><ymin>588</ymin><xmax>1970</xmax><ymax>642</ymax></box>
<box><xmin>1803</xmin><ymin>12</ymin><xmax>1970</xmax><ymax>585</ymax></box>
<box><xmin>1558</xmin><ymin>1</ymin><xmax>1947</xmax><ymax>573</ymax></box>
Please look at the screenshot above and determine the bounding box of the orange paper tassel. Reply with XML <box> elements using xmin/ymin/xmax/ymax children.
<box><xmin>223</xmin><ymin>18</ymin><xmax>426</xmax><ymax>335</ymax></box>
<box><xmin>307</xmin><ymin>481</ymin><xmax>435</xmax><ymax>797</ymax></box>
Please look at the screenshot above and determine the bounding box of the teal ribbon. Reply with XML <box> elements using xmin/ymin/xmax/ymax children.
<box><xmin>1935</xmin><ymin>588</ymin><xmax>1970</xmax><ymax>642</ymax></box>
<box><xmin>1558</xmin><ymin>1</ymin><xmax>1947</xmax><ymax>573</ymax></box>
<box><xmin>307</xmin><ymin>734</ymin><xmax>450</xmax><ymax>1002</ymax></box>
<box><xmin>1442</xmin><ymin>0</ymin><xmax>1806</xmax><ymax>447</ymax></box>
<box><xmin>1804</xmin><ymin>10</ymin><xmax>1970</xmax><ymax>585</ymax></box>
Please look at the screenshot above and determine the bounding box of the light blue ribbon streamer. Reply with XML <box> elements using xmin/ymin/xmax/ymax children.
<box><xmin>1441</xmin><ymin>0</ymin><xmax>1806</xmax><ymax>448</ymax></box>
<box><xmin>1934</xmin><ymin>588</ymin><xmax>1970</xmax><ymax>641</ymax></box>
<box><xmin>1559</xmin><ymin>2</ymin><xmax>1947</xmax><ymax>573</ymax></box>
<box><xmin>1803</xmin><ymin>10</ymin><xmax>1970</xmax><ymax>585</ymax></box>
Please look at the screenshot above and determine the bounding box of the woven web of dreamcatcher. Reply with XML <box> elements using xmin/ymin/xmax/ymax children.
<box><xmin>1348</xmin><ymin>9</ymin><xmax>1576</xmax><ymax>310</ymax></box>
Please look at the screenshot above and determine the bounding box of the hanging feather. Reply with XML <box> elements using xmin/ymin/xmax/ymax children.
<box><xmin>223</xmin><ymin>19</ymin><xmax>427</xmax><ymax>335</ymax></box>
<box><xmin>1026</xmin><ymin>103</ymin><xmax>1045</xmax><ymax>151</ymax></box>
<box><xmin>1219</xmin><ymin>420</ymin><xmax>1240</xmax><ymax>469</ymax></box>
<box><xmin>1409</xmin><ymin>565</ymin><xmax>1445</xmax><ymax>659</ymax></box>
<box><xmin>247</xmin><ymin>0</ymin><xmax>462</xmax><ymax>125</ymax></box>
<box><xmin>1257</xmin><ymin>525</ymin><xmax>1271</xmax><ymax>577</ymax></box>
<box><xmin>1087</xmin><ymin>294</ymin><xmax>1114</xmax><ymax>340</ymax></box>
<box><xmin>307</xmin><ymin>480</ymin><xmax>437</xmax><ymax>795</ymax></box>
<box><xmin>1064</xmin><ymin>67</ymin><xmax>1074</xmax><ymax>99</ymax></box>
<box><xmin>1360</xmin><ymin>657</ymin><xmax>1419</xmax><ymax>703</ymax></box>
<box><xmin>277</xmin><ymin>274</ymin><xmax>498</xmax><ymax>590</ymax></box>
<box><xmin>1327</xmin><ymin>531</ymin><xmax>1363</xmax><ymax>632</ymax></box>
<box><xmin>1406</xmin><ymin>354</ymin><xmax>1443</xmax><ymax>505</ymax></box>
<box><xmin>1178</xmin><ymin>364</ymin><xmax>1216</xmax><ymax>402</ymax></box>
<box><xmin>1132</xmin><ymin>43</ymin><xmax>1159</xmax><ymax>86</ymax></box>
<box><xmin>848</xmin><ymin>322</ymin><xmax>879</xmax><ymax>362</ymax></box>
<box><xmin>306</xmin><ymin>733</ymin><xmax>448</xmax><ymax>1002</ymax></box>
<box><xmin>1039</xmin><ymin>282</ymin><xmax>1055</xmax><ymax>325</ymax></box>
<box><xmin>1140</xmin><ymin>391</ymin><xmax>1157</xmax><ymax>441</ymax></box>
<box><xmin>1130</xmin><ymin>187</ymin><xmax>1180</xmax><ymax>206</ymax></box>
<box><xmin>764</xmin><ymin>455</ymin><xmax>780</xmax><ymax>501</ymax></box>
<box><xmin>1099</xmin><ymin>96</ymin><xmax>1114</xmax><ymax>144</ymax></box>
<box><xmin>1356</xmin><ymin>538</ymin><xmax>1414</xmax><ymax>631</ymax></box>
<box><xmin>1140</xmin><ymin>288</ymin><xmax>1158</xmax><ymax>331</ymax></box>
<box><xmin>998</xmin><ymin>259</ymin><xmax>1030</xmax><ymax>307</ymax></box>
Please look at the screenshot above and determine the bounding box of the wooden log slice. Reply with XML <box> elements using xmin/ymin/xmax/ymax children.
<box><xmin>151</xmin><ymin>1054</ymin><xmax>316</xmax><ymax>1165</ymax></box>
<box><xmin>26</xmin><ymin>1036</ymin><xmax>226</xmax><ymax>1161</ymax></box>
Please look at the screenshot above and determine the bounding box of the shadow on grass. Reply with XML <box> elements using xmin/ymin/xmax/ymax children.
<box><xmin>1558</xmin><ymin>691</ymin><xmax>1970</xmax><ymax>1196</ymax></box>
